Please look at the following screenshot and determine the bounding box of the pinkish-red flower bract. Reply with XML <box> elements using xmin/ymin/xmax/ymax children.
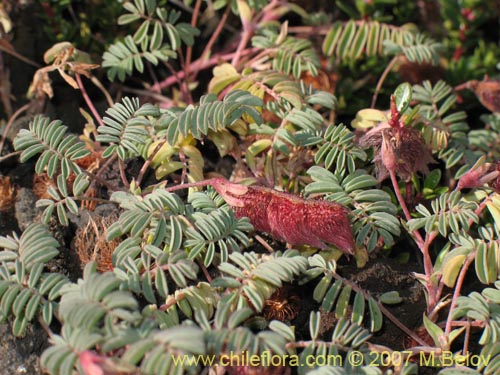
<box><xmin>210</xmin><ymin>178</ymin><xmax>354</xmax><ymax>254</ymax></box>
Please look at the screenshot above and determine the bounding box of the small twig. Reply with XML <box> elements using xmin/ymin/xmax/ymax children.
<box><xmin>89</xmin><ymin>75</ymin><xmax>114</xmax><ymax>107</ymax></box>
<box><xmin>152</xmin><ymin>48</ymin><xmax>258</xmax><ymax>91</ymax></box>
<box><xmin>254</xmin><ymin>234</ymin><xmax>274</xmax><ymax>253</ymax></box>
<box><xmin>287</xmin><ymin>25</ymin><xmax>331</xmax><ymax>35</ymax></box>
<box><xmin>160</xmin><ymin>294</ymin><xmax>183</xmax><ymax>311</ymax></box>
<box><xmin>231</xmin><ymin>22</ymin><xmax>254</xmax><ymax>68</ymax></box>
<box><xmin>121</xmin><ymin>86</ymin><xmax>173</xmax><ymax>106</ymax></box>
<box><xmin>73</xmin><ymin>196</ymin><xmax>115</xmax><ymax>205</ymax></box>
<box><xmin>136</xmin><ymin>140</ymin><xmax>165</xmax><ymax>186</ymax></box>
<box><xmin>38</xmin><ymin>316</ymin><xmax>54</xmax><ymax>338</ymax></box>
<box><xmin>146</xmin><ymin>61</ymin><xmax>161</xmax><ymax>94</ymax></box>
<box><xmin>164</xmin><ymin>61</ymin><xmax>188</xmax><ymax>98</ymax></box>
<box><xmin>333</xmin><ymin>272</ymin><xmax>430</xmax><ymax>347</ymax></box>
<box><xmin>443</xmin><ymin>194</ymin><xmax>492</xmax><ymax>336</ymax></box>
<box><xmin>388</xmin><ymin>169</ymin><xmax>443</xmax><ymax>314</ymax></box>
<box><xmin>84</xmin><ymin>170</ymin><xmax>119</xmax><ymax>192</ymax></box>
<box><xmin>176</xmin><ymin>49</ymin><xmax>194</xmax><ymax>104</ymax></box>
<box><xmin>178</xmin><ymin>149</ymin><xmax>189</xmax><ymax>185</ymax></box>
<box><xmin>184</xmin><ymin>0</ymin><xmax>203</xmax><ymax>80</ymax></box>
<box><xmin>197</xmin><ymin>259</ymin><xmax>212</xmax><ymax>282</ymax></box>
<box><xmin>0</xmin><ymin>150</ymin><xmax>21</xmax><ymax>163</ymax></box>
<box><xmin>191</xmin><ymin>4</ymin><xmax>232</xmax><ymax>82</ymax></box>
<box><xmin>0</xmin><ymin>102</ymin><xmax>31</xmax><ymax>155</ymax></box>
<box><xmin>165</xmin><ymin>179</ymin><xmax>215</xmax><ymax>192</ymax></box>
<box><xmin>371</xmin><ymin>56</ymin><xmax>398</xmax><ymax>108</ymax></box>
<box><xmin>76</xmin><ymin>74</ymin><xmax>104</xmax><ymax>130</ymax></box>
<box><xmin>444</xmin><ymin>251</ymin><xmax>476</xmax><ymax>336</ymax></box>
<box><xmin>463</xmin><ymin>318</ymin><xmax>471</xmax><ymax>355</ymax></box>
<box><xmin>118</xmin><ymin>159</ymin><xmax>130</xmax><ymax>189</ymax></box>
<box><xmin>95</xmin><ymin>153</ymin><xmax>117</xmax><ymax>179</ymax></box>
<box><xmin>388</xmin><ymin>169</ymin><xmax>425</xmax><ymax>247</ymax></box>
<box><xmin>0</xmin><ymin>41</ymin><xmax>40</xmax><ymax>68</ymax></box>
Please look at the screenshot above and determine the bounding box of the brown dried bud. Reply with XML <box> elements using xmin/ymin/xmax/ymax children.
<box><xmin>211</xmin><ymin>178</ymin><xmax>354</xmax><ymax>254</ymax></box>
<box><xmin>0</xmin><ymin>176</ymin><xmax>15</xmax><ymax>212</ymax></box>
<box><xmin>466</xmin><ymin>79</ymin><xmax>500</xmax><ymax>113</ymax></box>
<box><xmin>360</xmin><ymin>125</ymin><xmax>434</xmax><ymax>182</ymax></box>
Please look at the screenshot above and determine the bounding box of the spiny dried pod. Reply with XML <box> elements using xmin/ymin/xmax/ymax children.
<box><xmin>33</xmin><ymin>173</ymin><xmax>56</xmax><ymax>199</ymax></box>
<box><xmin>74</xmin><ymin>213</ymin><xmax>120</xmax><ymax>272</ymax></box>
<box><xmin>0</xmin><ymin>176</ymin><xmax>16</xmax><ymax>212</ymax></box>
<box><xmin>210</xmin><ymin>178</ymin><xmax>355</xmax><ymax>254</ymax></box>
<box><xmin>262</xmin><ymin>287</ymin><xmax>301</xmax><ymax>322</ymax></box>
<box><xmin>80</xmin><ymin>186</ymin><xmax>98</xmax><ymax>211</ymax></box>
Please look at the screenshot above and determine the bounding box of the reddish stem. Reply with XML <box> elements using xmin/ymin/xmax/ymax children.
<box><xmin>164</xmin><ymin>179</ymin><xmax>215</xmax><ymax>192</ymax></box>
<box><xmin>191</xmin><ymin>4</ymin><xmax>231</xmax><ymax>82</ymax></box>
<box><xmin>443</xmin><ymin>195</ymin><xmax>492</xmax><ymax>336</ymax></box>
<box><xmin>76</xmin><ymin>74</ymin><xmax>104</xmax><ymax>130</ymax></box>
<box><xmin>0</xmin><ymin>102</ymin><xmax>31</xmax><ymax>156</ymax></box>
<box><xmin>231</xmin><ymin>21</ymin><xmax>254</xmax><ymax>68</ymax></box>
<box><xmin>136</xmin><ymin>140</ymin><xmax>165</xmax><ymax>187</ymax></box>
<box><xmin>152</xmin><ymin>48</ymin><xmax>257</xmax><ymax>91</ymax></box>
<box><xmin>118</xmin><ymin>159</ymin><xmax>130</xmax><ymax>189</ymax></box>
<box><xmin>444</xmin><ymin>251</ymin><xmax>475</xmax><ymax>336</ymax></box>
<box><xmin>389</xmin><ymin>169</ymin><xmax>442</xmax><ymax>314</ymax></box>
<box><xmin>371</xmin><ymin>56</ymin><xmax>398</xmax><ymax>108</ymax></box>
<box><xmin>184</xmin><ymin>0</ymin><xmax>202</xmax><ymax>81</ymax></box>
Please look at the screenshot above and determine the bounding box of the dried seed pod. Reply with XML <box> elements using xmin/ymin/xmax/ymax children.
<box><xmin>33</xmin><ymin>173</ymin><xmax>55</xmax><ymax>199</ymax></box>
<box><xmin>74</xmin><ymin>214</ymin><xmax>120</xmax><ymax>272</ymax></box>
<box><xmin>210</xmin><ymin>178</ymin><xmax>355</xmax><ymax>254</ymax></box>
<box><xmin>262</xmin><ymin>287</ymin><xmax>300</xmax><ymax>322</ymax></box>
<box><xmin>0</xmin><ymin>176</ymin><xmax>15</xmax><ymax>211</ymax></box>
<box><xmin>360</xmin><ymin>123</ymin><xmax>434</xmax><ymax>182</ymax></box>
<box><xmin>466</xmin><ymin>79</ymin><xmax>500</xmax><ymax>113</ymax></box>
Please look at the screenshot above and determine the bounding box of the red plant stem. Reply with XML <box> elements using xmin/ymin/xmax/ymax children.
<box><xmin>83</xmin><ymin>170</ymin><xmax>117</xmax><ymax>192</ymax></box>
<box><xmin>388</xmin><ymin>169</ymin><xmax>425</xmax><ymax>247</ymax></box>
<box><xmin>0</xmin><ymin>102</ymin><xmax>31</xmax><ymax>156</ymax></box>
<box><xmin>463</xmin><ymin>317</ymin><xmax>471</xmax><ymax>355</ymax></box>
<box><xmin>121</xmin><ymin>86</ymin><xmax>173</xmax><ymax>106</ymax></box>
<box><xmin>76</xmin><ymin>74</ymin><xmax>104</xmax><ymax>130</ymax></box>
<box><xmin>89</xmin><ymin>75</ymin><xmax>114</xmax><ymax>107</ymax></box>
<box><xmin>146</xmin><ymin>61</ymin><xmax>161</xmax><ymax>94</ymax></box>
<box><xmin>176</xmin><ymin>49</ymin><xmax>194</xmax><ymax>104</ymax></box>
<box><xmin>443</xmin><ymin>196</ymin><xmax>492</xmax><ymax>336</ymax></box>
<box><xmin>152</xmin><ymin>48</ymin><xmax>257</xmax><ymax>91</ymax></box>
<box><xmin>332</xmin><ymin>272</ymin><xmax>429</xmax><ymax>347</ymax></box>
<box><xmin>0</xmin><ymin>41</ymin><xmax>40</xmax><ymax>68</ymax></box>
<box><xmin>444</xmin><ymin>251</ymin><xmax>475</xmax><ymax>336</ymax></box>
<box><xmin>197</xmin><ymin>259</ymin><xmax>212</xmax><ymax>282</ymax></box>
<box><xmin>95</xmin><ymin>153</ymin><xmax>117</xmax><ymax>179</ymax></box>
<box><xmin>178</xmin><ymin>149</ymin><xmax>188</xmax><ymax>184</ymax></box>
<box><xmin>136</xmin><ymin>140</ymin><xmax>165</xmax><ymax>187</ymax></box>
<box><xmin>118</xmin><ymin>159</ymin><xmax>130</xmax><ymax>189</ymax></box>
<box><xmin>422</xmin><ymin>231</ymin><xmax>439</xmax><ymax>314</ymax></box>
<box><xmin>191</xmin><ymin>4</ymin><xmax>231</xmax><ymax>82</ymax></box>
<box><xmin>0</xmin><ymin>150</ymin><xmax>22</xmax><ymax>163</ymax></box>
<box><xmin>389</xmin><ymin>169</ymin><xmax>443</xmax><ymax>314</ymax></box>
<box><xmin>165</xmin><ymin>179</ymin><xmax>214</xmax><ymax>192</ymax></box>
<box><xmin>184</xmin><ymin>0</ymin><xmax>202</xmax><ymax>80</ymax></box>
<box><xmin>371</xmin><ymin>56</ymin><xmax>398</xmax><ymax>108</ymax></box>
<box><xmin>231</xmin><ymin>21</ymin><xmax>254</xmax><ymax>67</ymax></box>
